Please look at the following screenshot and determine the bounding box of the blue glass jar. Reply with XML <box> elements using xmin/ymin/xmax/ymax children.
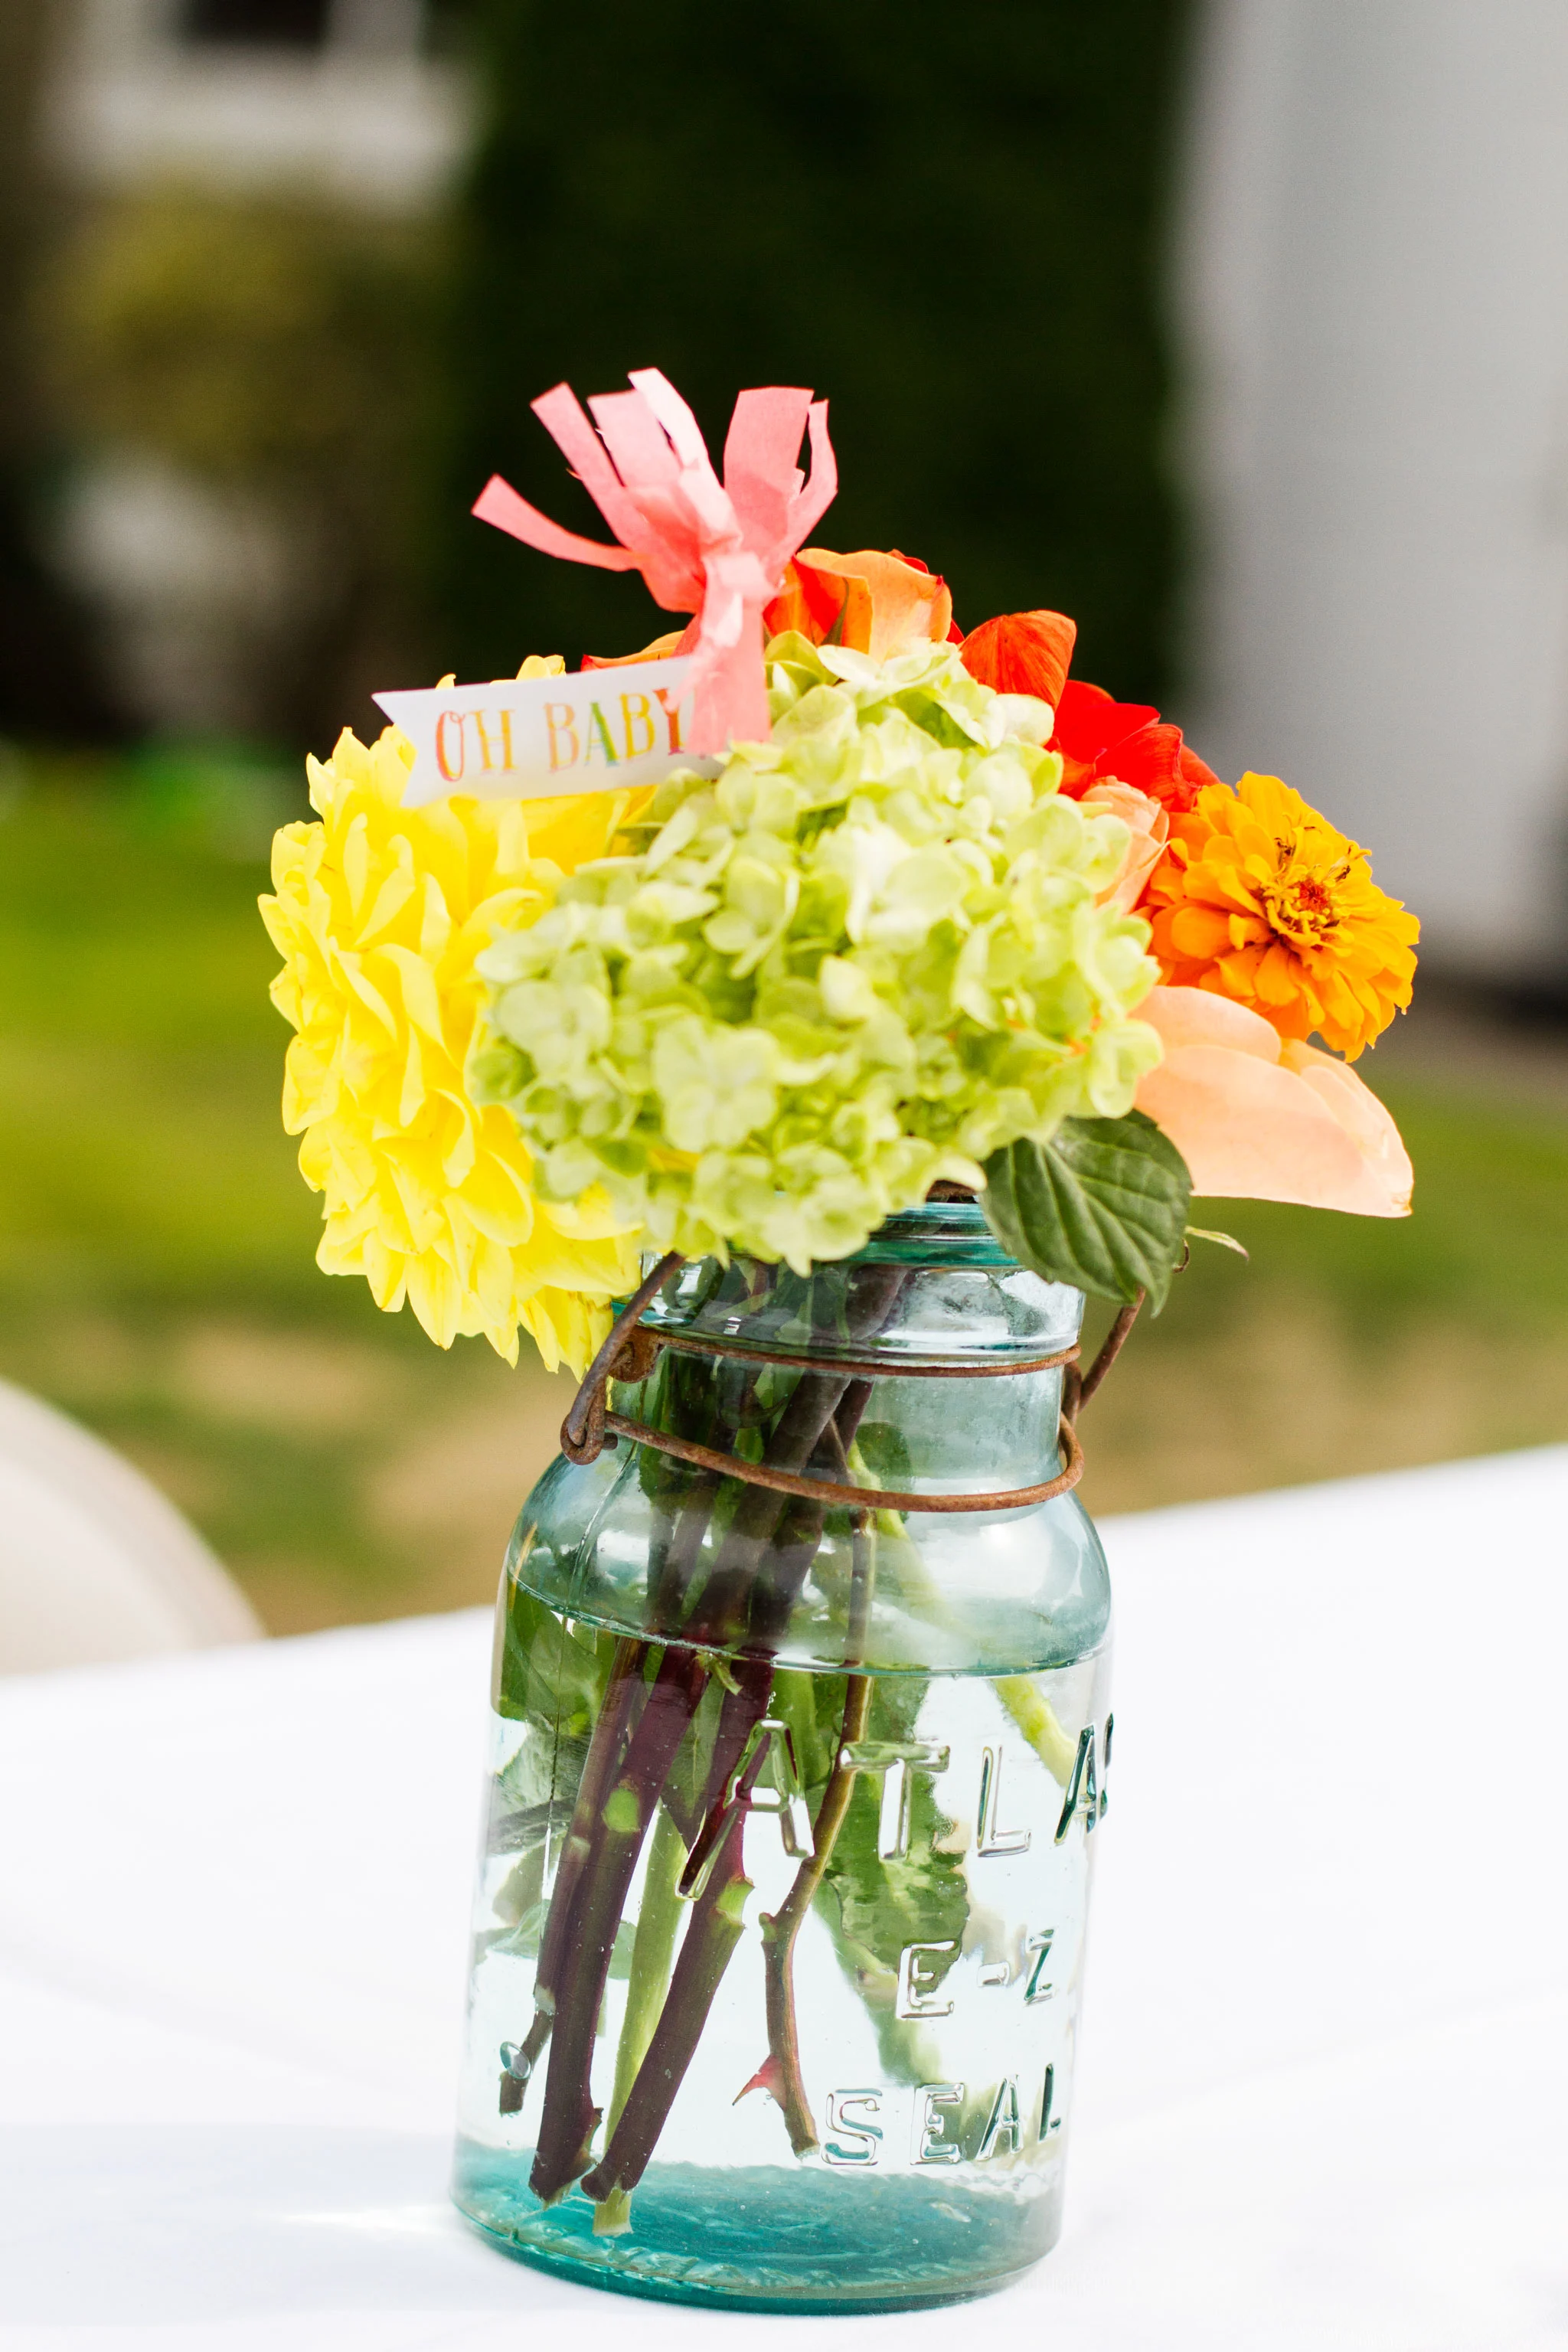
<box><xmin>452</xmin><ymin>1203</ymin><xmax>1112</xmax><ymax>2312</ymax></box>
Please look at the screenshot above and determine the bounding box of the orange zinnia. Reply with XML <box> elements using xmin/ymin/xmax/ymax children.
<box><xmin>1144</xmin><ymin>773</ymin><xmax>1418</xmax><ymax>1060</ymax></box>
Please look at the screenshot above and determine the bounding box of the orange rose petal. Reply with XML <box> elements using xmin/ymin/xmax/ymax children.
<box><xmin>762</xmin><ymin>572</ymin><xmax>808</xmax><ymax>640</ymax></box>
<box><xmin>838</xmin><ymin>573</ymin><xmax>877</xmax><ymax>651</ymax></box>
<box><xmin>582</xmin><ymin>628</ymin><xmax>691</xmax><ymax>669</ymax></box>
<box><xmin>789</xmin><ymin>548</ymin><xmax>952</xmax><ymax>658</ymax></box>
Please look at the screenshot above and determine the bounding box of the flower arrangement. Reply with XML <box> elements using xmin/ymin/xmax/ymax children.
<box><xmin>264</xmin><ymin>375</ymin><xmax>1413</xmax><ymax>1360</ymax></box>
<box><xmin>262</xmin><ymin>372</ymin><xmax>1417</xmax><ymax>2288</ymax></box>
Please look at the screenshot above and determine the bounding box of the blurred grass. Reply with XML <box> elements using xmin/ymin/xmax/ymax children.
<box><xmin>1076</xmin><ymin>1071</ymin><xmax>1568</xmax><ymax>1514</ymax></box>
<box><xmin>3</xmin><ymin>757</ymin><xmax>1567</xmax><ymax>1630</ymax></box>
<box><xmin>1081</xmin><ymin>1076</ymin><xmax>1568</xmax><ymax>1514</ymax></box>
<box><xmin>0</xmin><ymin>760</ymin><xmax>574</xmax><ymax>1633</ymax></box>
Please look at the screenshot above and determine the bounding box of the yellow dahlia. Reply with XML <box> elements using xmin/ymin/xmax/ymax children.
<box><xmin>1143</xmin><ymin>771</ymin><xmax>1418</xmax><ymax>1059</ymax></box>
<box><xmin>260</xmin><ymin>679</ymin><xmax>648</xmax><ymax>1373</ymax></box>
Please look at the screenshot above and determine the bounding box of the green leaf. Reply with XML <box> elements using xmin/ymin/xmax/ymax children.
<box><xmin>981</xmin><ymin>1111</ymin><xmax>1192</xmax><ymax>1312</ymax></box>
<box><xmin>767</xmin><ymin>1663</ymin><xmax>845</xmax><ymax>1802</ymax></box>
<box><xmin>494</xmin><ymin>1582</ymin><xmax>616</xmax><ymax>1726</ymax></box>
<box><xmin>661</xmin><ymin>1672</ymin><xmax>728</xmax><ymax>1847</ymax></box>
<box><xmin>805</xmin><ymin>1675</ymin><xmax>969</xmax><ymax>2086</ymax></box>
<box><xmin>1187</xmin><ymin>1224</ymin><xmax>1250</xmax><ymax>1261</ymax></box>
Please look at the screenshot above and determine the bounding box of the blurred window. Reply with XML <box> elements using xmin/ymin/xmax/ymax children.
<box><xmin>178</xmin><ymin>0</ymin><xmax>332</xmax><ymax>46</ymax></box>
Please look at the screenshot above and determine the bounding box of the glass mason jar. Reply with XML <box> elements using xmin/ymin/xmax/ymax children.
<box><xmin>452</xmin><ymin>1201</ymin><xmax>1112</xmax><ymax>2313</ymax></box>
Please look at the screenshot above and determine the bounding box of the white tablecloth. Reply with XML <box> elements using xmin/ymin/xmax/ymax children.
<box><xmin>2</xmin><ymin>1449</ymin><xmax>1565</xmax><ymax>2350</ymax></box>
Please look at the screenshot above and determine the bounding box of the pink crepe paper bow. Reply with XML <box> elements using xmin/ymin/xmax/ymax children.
<box><xmin>471</xmin><ymin>368</ymin><xmax>838</xmax><ymax>754</ymax></box>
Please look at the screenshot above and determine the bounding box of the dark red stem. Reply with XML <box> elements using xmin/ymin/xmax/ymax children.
<box><xmin>580</xmin><ymin>1744</ymin><xmax>767</xmax><ymax>2205</ymax></box>
<box><xmin>528</xmin><ymin>1642</ymin><xmax>708</xmax><ymax>2203</ymax></box>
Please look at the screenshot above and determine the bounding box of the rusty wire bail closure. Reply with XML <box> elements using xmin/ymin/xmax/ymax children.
<box><xmin>560</xmin><ymin>1252</ymin><xmax>1144</xmax><ymax>1514</ymax></box>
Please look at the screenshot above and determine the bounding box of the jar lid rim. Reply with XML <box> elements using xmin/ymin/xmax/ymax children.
<box><xmin>848</xmin><ymin>1199</ymin><xmax>1018</xmax><ymax>1266</ymax></box>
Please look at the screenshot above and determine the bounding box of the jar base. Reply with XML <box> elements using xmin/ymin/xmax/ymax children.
<box><xmin>452</xmin><ymin>2143</ymin><xmax>1061</xmax><ymax>2314</ymax></box>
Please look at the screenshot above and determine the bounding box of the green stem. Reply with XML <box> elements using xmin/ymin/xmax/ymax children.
<box><xmin>531</xmin><ymin>1635</ymin><xmax>648</xmax><ymax>2017</ymax></box>
<box><xmin>756</xmin><ymin>1505</ymin><xmax>878</xmax><ymax>2154</ymax></box>
<box><xmin>593</xmin><ymin>1802</ymin><xmax>688</xmax><ymax>2236</ymax></box>
<box><xmin>581</xmin><ymin>1760</ymin><xmax>763</xmax><ymax>2207</ymax></box>
<box><xmin>993</xmin><ymin>1675</ymin><xmax>1080</xmax><ymax>1785</ymax></box>
<box><xmin>528</xmin><ymin>1642</ymin><xmax>709</xmax><ymax>2205</ymax></box>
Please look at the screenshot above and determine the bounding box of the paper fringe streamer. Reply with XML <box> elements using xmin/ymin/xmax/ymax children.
<box><xmin>472</xmin><ymin>368</ymin><xmax>838</xmax><ymax>754</ymax></box>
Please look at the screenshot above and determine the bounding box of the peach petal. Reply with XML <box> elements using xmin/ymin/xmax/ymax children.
<box><xmin>1083</xmin><ymin>781</ymin><xmax>1168</xmax><ymax>913</ymax></box>
<box><xmin>1279</xmin><ymin>1041</ymin><xmax>1414</xmax><ymax>1210</ymax></box>
<box><xmin>1139</xmin><ymin>983</ymin><xmax>1281</xmax><ymax>1060</ymax></box>
<box><xmin>1136</xmin><ymin>1049</ymin><xmax>1403</xmax><ymax>1214</ymax></box>
<box><xmin>1134</xmin><ymin>985</ymin><xmax>1411</xmax><ymax>1217</ymax></box>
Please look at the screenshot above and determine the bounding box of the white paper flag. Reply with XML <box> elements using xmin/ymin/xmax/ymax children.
<box><xmin>374</xmin><ymin>657</ymin><xmax>707</xmax><ymax>808</ymax></box>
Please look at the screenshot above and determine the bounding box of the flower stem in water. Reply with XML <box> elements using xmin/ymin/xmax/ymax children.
<box><xmin>756</xmin><ymin>1507</ymin><xmax>877</xmax><ymax>2154</ymax></box>
<box><xmin>593</xmin><ymin>1802</ymin><xmax>688</xmax><ymax>2236</ymax></box>
<box><xmin>581</xmin><ymin>1749</ymin><xmax>766</xmax><ymax>2207</ymax></box>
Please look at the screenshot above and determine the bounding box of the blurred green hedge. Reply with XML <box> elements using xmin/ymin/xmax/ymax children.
<box><xmin>446</xmin><ymin>0</ymin><xmax>1190</xmax><ymax>697</ymax></box>
<box><xmin>0</xmin><ymin>3</ymin><xmax>113</xmax><ymax>737</ymax></box>
<box><xmin>34</xmin><ymin>188</ymin><xmax>449</xmax><ymax>743</ymax></box>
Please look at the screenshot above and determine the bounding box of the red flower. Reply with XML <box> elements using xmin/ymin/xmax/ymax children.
<box><xmin>1052</xmin><ymin>681</ymin><xmax>1220</xmax><ymax>815</ymax></box>
<box><xmin>958</xmin><ymin>609</ymin><xmax>1077</xmax><ymax>707</ymax></box>
<box><xmin>958</xmin><ymin>608</ymin><xmax>1220</xmax><ymax>816</ymax></box>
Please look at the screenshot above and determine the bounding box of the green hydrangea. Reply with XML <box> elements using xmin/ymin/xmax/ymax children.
<box><xmin>469</xmin><ymin>635</ymin><xmax>1162</xmax><ymax>1270</ymax></box>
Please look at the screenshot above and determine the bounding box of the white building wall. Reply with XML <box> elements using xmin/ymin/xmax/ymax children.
<box><xmin>46</xmin><ymin>0</ymin><xmax>470</xmax><ymax>214</ymax></box>
<box><xmin>1175</xmin><ymin>0</ymin><xmax>1568</xmax><ymax>979</ymax></box>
